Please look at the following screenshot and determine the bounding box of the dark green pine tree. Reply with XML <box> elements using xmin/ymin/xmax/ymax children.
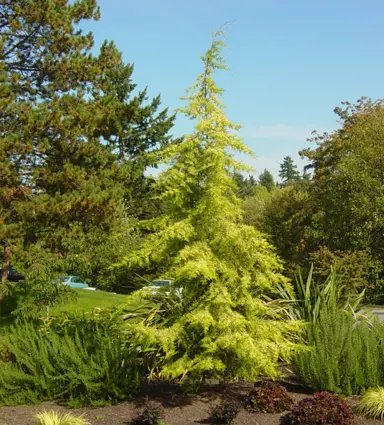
<box><xmin>92</xmin><ymin>41</ymin><xmax>177</xmax><ymax>219</ymax></box>
<box><xmin>279</xmin><ymin>156</ymin><xmax>301</xmax><ymax>186</ymax></box>
<box><xmin>258</xmin><ymin>169</ymin><xmax>275</xmax><ymax>192</ymax></box>
<box><xmin>233</xmin><ymin>172</ymin><xmax>258</xmax><ymax>198</ymax></box>
<box><xmin>1</xmin><ymin>0</ymin><xmax>103</xmax><ymax>298</ymax></box>
<box><xmin>0</xmin><ymin>0</ymin><xmax>175</xmax><ymax>300</ymax></box>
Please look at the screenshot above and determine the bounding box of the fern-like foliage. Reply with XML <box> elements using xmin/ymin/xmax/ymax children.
<box><xmin>119</xmin><ymin>28</ymin><xmax>301</xmax><ymax>382</ymax></box>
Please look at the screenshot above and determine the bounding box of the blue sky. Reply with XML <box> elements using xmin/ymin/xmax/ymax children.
<box><xmin>81</xmin><ymin>0</ymin><xmax>384</xmax><ymax>179</ymax></box>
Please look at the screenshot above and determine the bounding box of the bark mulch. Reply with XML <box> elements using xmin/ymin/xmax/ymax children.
<box><xmin>0</xmin><ymin>380</ymin><xmax>380</xmax><ymax>425</ymax></box>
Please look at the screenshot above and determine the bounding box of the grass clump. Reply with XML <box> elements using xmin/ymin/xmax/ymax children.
<box><xmin>271</xmin><ymin>265</ymin><xmax>364</xmax><ymax>324</ymax></box>
<box><xmin>357</xmin><ymin>387</ymin><xmax>384</xmax><ymax>419</ymax></box>
<box><xmin>36</xmin><ymin>410</ymin><xmax>90</xmax><ymax>425</ymax></box>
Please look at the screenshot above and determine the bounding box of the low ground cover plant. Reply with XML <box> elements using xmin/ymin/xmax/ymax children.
<box><xmin>209</xmin><ymin>401</ymin><xmax>240</xmax><ymax>425</ymax></box>
<box><xmin>356</xmin><ymin>387</ymin><xmax>384</xmax><ymax>419</ymax></box>
<box><xmin>284</xmin><ymin>392</ymin><xmax>354</xmax><ymax>425</ymax></box>
<box><xmin>244</xmin><ymin>381</ymin><xmax>293</xmax><ymax>413</ymax></box>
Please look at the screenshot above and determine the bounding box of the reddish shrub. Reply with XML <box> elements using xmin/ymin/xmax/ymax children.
<box><xmin>284</xmin><ymin>392</ymin><xmax>354</xmax><ymax>425</ymax></box>
<box><xmin>134</xmin><ymin>396</ymin><xmax>165</xmax><ymax>425</ymax></box>
<box><xmin>244</xmin><ymin>381</ymin><xmax>294</xmax><ymax>414</ymax></box>
<box><xmin>209</xmin><ymin>401</ymin><xmax>240</xmax><ymax>424</ymax></box>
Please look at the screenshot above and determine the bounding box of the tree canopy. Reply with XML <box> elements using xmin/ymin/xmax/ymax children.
<box><xmin>301</xmin><ymin>97</ymin><xmax>384</xmax><ymax>262</ymax></box>
<box><xmin>0</xmin><ymin>0</ymin><xmax>176</xmax><ymax>297</ymax></box>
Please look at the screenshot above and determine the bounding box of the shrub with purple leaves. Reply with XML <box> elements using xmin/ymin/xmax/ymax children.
<box><xmin>285</xmin><ymin>392</ymin><xmax>354</xmax><ymax>425</ymax></box>
<box><xmin>244</xmin><ymin>381</ymin><xmax>294</xmax><ymax>414</ymax></box>
<box><xmin>209</xmin><ymin>401</ymin><xmax>240</xmax><ymax>424</ymax></box>
<box><xmin>134</xmin><ymin>396</ymin><xmax>166</xmax><ymax>425</ymax></box>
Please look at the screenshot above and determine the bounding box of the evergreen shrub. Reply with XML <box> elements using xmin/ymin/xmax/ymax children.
<box><xmin>0</xmin><ymin>322</ymin><xmax>140</xmax><ymax>406</ymax></box>
<box><xmin>293</xmin><ymin>308</ymin><xmax>384</xmax><ymax>395</ymax></box>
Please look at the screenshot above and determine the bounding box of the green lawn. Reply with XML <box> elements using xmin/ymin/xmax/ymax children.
<box><xmin>0</xmin><ymin>288</ymin><xmax>127</xmax><ymax>332</ymax></box>
<box><xmin>52</xmin><ymin>289</ymin><xmax>127</xmax><ymax>314</ymax></box>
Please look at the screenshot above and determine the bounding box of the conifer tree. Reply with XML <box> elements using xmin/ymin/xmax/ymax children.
<box><xmin>0</xmin><ymin>0</ymin><xmax>175</xmax><ymax>297</ymax></box>
<box><xmin>258</xmin><ymin>169</ymin><xmax>275</xmax><ymax>192</ymax></box>
<box><xmin>0</xmin><ymin>0</ymin><xmax>103</xmax><ymax>297</ymax></box>
<box><xmin>233</xmin><ymin>172</ymin><xmax>258</xmax><ymax>198</ymax></box>
<box><xmin>122</xmin><ymin>29</ymin><xmax>299</xmax><ymax>381</ymax></box>
<box><xmin>279</xmin><ymin>156</ymin><xmax>300</xmax><ymax>185</ymax></box>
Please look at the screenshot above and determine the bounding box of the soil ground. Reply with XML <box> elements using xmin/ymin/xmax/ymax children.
<box><xmin>0</xmin><ymin>380</ymin><xmax>380</xmax><ymax>425</ymax></box>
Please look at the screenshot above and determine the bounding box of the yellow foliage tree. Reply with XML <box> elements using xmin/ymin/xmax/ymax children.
<box><xmin>120</xmin><ymin>28</ymin><xmax>300</xmax><ymax>382</ymax></box>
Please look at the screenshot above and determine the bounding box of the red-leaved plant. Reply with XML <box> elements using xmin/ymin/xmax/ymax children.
<box><xmin>244</xmin><ymin>381</ymin><xmax>294</xmax><ymax>414</ymax></box>
<box><xmin>209</xmin><ymin>401</ymin><xmax>240</xmax><ymax>424</ymax></box>
<box><xmin>134</xmin><ymin>396</ymin><xmax>165</xmax><ymax>425</ymax></box>
<box><xmin>284</xmin><ymin>392</ymin><xmax>354</xmax><ymax>425</ymax></box>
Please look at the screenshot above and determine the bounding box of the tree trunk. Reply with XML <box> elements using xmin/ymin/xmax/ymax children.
<box><xmin>0</xmin><ymin>245</ymin><xmax>10</xmax><ymax>303</ymax></box>
<box><xmin>2</xmin><ymin>245</ymin><xmax>10</xmax><ymax>281</ymax></box>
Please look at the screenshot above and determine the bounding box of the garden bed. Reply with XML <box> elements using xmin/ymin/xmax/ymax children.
<box><xmin>0</xmin><ymin>381</ymin><xmax>379</xmax><ymax>425</ymax></box>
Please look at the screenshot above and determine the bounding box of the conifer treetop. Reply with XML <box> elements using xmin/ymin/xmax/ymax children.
<box><xmin>153</xmin><ymin>27</ymin><xmax>254</xmax><ymax>223</ymax></box>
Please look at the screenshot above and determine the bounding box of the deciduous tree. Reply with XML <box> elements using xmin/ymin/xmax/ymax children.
<box><xmin>301</xmin><ymin>98</ymin><xmax>384</xmax><ymax>259</ymax></box>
